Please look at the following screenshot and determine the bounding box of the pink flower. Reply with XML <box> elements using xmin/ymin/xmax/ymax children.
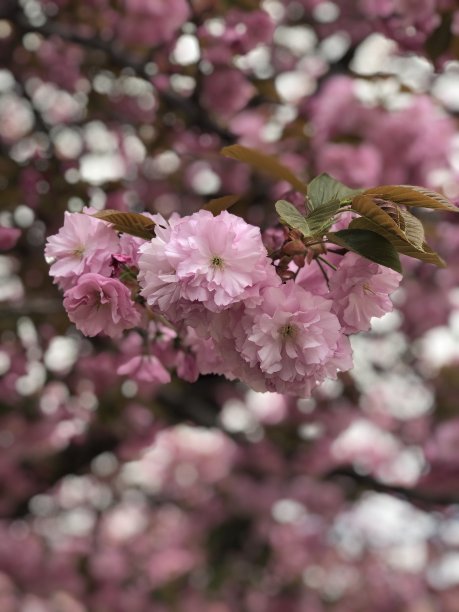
<box><xmin>201</xmin><ymin>69</ymin><xmax>256</xmax><ymax>119</ymax></box>
<box><xmin>316</xmin><ymin>143</ymin><xmax>383</xmax><ymax>188</ymax></box>
<box><xmin>117</xmin><ymin>355</ymin><xmax>171</xmax><ymax>384</ymax></box>
<box><xmin>0</xmin><ymin>227</ymin><xmax>21</xmax><ymax>251</ymax></box>
<box><xmin>296</xmin><ymin>261</ymin><xmax>329</xmax><ymax>296</ymax></box>
<box><xmin>238</xmin><ymin>282</ymin><xmax>352</xmax><ymax>395</ymax></box>
<box><xmin>175</xmin><ymin>351</ymin><xmax>199</xmax><ymax>383</ymax></box>
<box><xmin>117</xmin><ymin>233</ymin><xmax>147</xmax><ymax>267</ymax></box>
<box><xmin>183</xmin><ymin>327</ymin><xmax>228</xmax><ymax>378</ymax></box>
<box><xmin>63</xmin><ymin>273</ymin><xmax>141</xmax><ymax>338</ymax></box>
<box><xmin>137</xmin><ymin>212</ymin><xmax>186</xmax><ymax>319</ymax></box>
<box><xmin>329</xmin><ymin>252</ymin><xmax>402</xmax><ymax>334</ymax></box>
<box><xmin>45</xmin><ymin>211</ymin><xmax>119</xmax><ymax>289</ymax></box>
<box><xmin>200</xmin><ymin>9</ymin><xmax>274</xmax><ymax>64</ymax></box>
<box><xmin>120</xmin><ymin>0</ymin><xmax>190</xmax><ymax>45</ymax></box>
<box><xmin>138</xmin><ymin>210</ymin><xmax>278</xmax><ymax>317</ymax></box>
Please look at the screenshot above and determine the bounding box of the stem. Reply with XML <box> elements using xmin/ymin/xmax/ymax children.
<box><xmin>317</xmin><ymin>255</ymin><xmax>337</xmax><ymax>271</ymax></box>
<box><xmin>332</xmin><ymin>206</ymin><xmax>353</xmax><ymax>216</ymax></box>
<box><xmin>316</xmin><ymin>258</ymin><xmax>330</xmax><ymax>289</ymax></box>
<box><xmin>304</xmin><ymin>240</ymin><xmax>327</xmax><ymax>248</ymax></box>
<box><xmin>326</xmin><ymin>248</ymin><xmax>347</xmax><ymax>255</ymax></box>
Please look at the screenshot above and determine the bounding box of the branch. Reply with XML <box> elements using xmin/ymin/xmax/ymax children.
<box><xmin>10</xmin><ymin>9</ymin><xmax>235</xmax><ymax>143</ymax></box>
<box><xmin>0</xmin><ymin>299</ymin><xmax>63</xmax><ymax>318</ymax></box>
<box><xmin>0</xmin><ymin>0</ymin><xmax>19</xmax><ymax>20</ymax></box>
<box><xmin>157</xmin><ymin>378</ymin><xmax>245</xmax><ymax>444</ymax></box>
<box><xmin>326</xmin><ymin>466</ymin><xmax>459</xmax><ymax>507</ymax></box>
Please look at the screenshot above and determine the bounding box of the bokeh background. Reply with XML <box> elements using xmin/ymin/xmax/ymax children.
<box><xmin>2</xmin><ymin>1</ymin><xmax>459</xmax><ymax>610</ymax></box>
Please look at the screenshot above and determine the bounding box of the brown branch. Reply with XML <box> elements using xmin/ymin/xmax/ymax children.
<box><xmin>0</xmin><ymin>0</ymin><xmax>19</xmax><ymax>20</ymax></box>
<box><xmin>316</xmin><ymin>256</ymin><xmax>330</xmax><ymax>288</ymax></box>
<box><xmin>326</xmin><ymin>466</ymin><xmax>459</xmax><ymax>507</ymax></box>
<box><xmin>0</xmin><ymin>298</ymin><xmax>63</xmax><ymax>317</ymax></box>
<box><xmin>10</xmin><ymin>8</ymin><xmax>235</xmax><ymax>143</ymax></box>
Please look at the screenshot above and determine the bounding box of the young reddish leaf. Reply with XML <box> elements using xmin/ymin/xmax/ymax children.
<box><xmin>202</xmin><ymin>195</ymin><xmax>240</xmax><ymax>216</ymax></box>
<box><xmin>361</xmin><ymin>185</ymin><xmax>458</xmax><ymax>212</ymax></box>
<box><xmin>399</xmin><ymin>209</ymin><xmax>425</xmax><ymax>250</ymax></box>
<box><xmin>221</xmin><ymin>145</ymin><xmax>308</xmax><ymax>194</ymax></box>
<box><xmin>351</xmin><ymin>194</ymin><xmax>408</xmax><ymax>240</ymax></box>
<box><xmin>91</xmin><ymin>210</ymin><xmax>156</xmax><ymax>240</ymax></box>
<box><xmin>373</xmin><ymin>198</ymin><xmax>406</xmax><ymax>230</ymax></box>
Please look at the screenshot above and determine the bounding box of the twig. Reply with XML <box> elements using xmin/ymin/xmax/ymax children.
<box><xmin>11</xmin><ymin>9</ymin><xmax>235</xmax><ymax>143</ymax></box>
<box><xmin>316</xmin><ymin>257</ymin><xmax>330</xmax><ymax>288</ymax></box>
<box><xmin>0</xmin><ymin>299</ymin><xmax>64</xmax><ymax>317</ymax></box>
<box><xmin>326</xmin><ymin>466</ymin><xmax>459</xmax><ymax>507</ymax></box>
<box><xmin>317</xmin><ymin>255</ymin><xmax>337</xmax><ymax>271</ymax></box>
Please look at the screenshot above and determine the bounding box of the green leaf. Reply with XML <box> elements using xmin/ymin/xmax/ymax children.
<box><xmin>91</xmin><ymin>210</ymin><xmax>156</xmax><ymax>240</ymax></box>
<box><xmin>348</xmin><ymin>186</ymin><xmax>452</xmax><ymax>267</ymax></box>
<box><xmin>306</xmin><ymin>199</ymin><xmax>341</xmax><ymax>235</ymax></box>
<box><xmin>361</xmin><ymin>185</ymin><xmax>458</xmax><ymax>212</ymax></box>
<box><xmin>349</xmin><ymin>217</ymin><xmax>445</xmax><ymax>267</ymax></box>
<box><xmin>275</xmin><ymin>200</ymin><xmax>310</xmax><ymax>236</ymax></box>
<box><xmin>327</xmin><ymin>229</ymin><xmax>402</xmax><ymax>273</ymax></box>
<box><xmin>202</xmin><ymin>194</ymin><xmax>240</xmax><ymax>215</ymax></box>
<box><xmin>221</xmin><ymin>145</ymin><xmax>308</xmax><ymax>194</ymax></box>
<box><xmin>307</xmin><ymin>173</ymin><xmax>362</xmax><ymax>211</ymax></box>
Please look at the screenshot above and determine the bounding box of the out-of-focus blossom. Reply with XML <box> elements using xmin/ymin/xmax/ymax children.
<box><xmin>0</xmin><ymin>228</ymin><xmax>20</xmax><ymax>251</ymax></box>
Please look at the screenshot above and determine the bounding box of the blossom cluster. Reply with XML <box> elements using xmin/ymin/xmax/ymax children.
<box><xmin>45</xmin><ymin>208</ymin><xmax>401</xmax><ymax>396</ymax></box>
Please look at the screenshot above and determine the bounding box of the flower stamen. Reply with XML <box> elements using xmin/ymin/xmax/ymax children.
<box><xmin>73</xmin><ymin>245</ymin><xmax>85</xmax><ymax>258</ymax></box>
<box><xmin>363</xmin><ymin>282</ymin><xmax>376</xmax><ymax>295</ymax></box>
<box><xmin>210</xmin><ymin>255</ymin><xmax>224</xmax><ymax>269</ymax></box>
<box><xmin>279</xmin><ymin>322</ymin><xmax>297</xmax><ymax>339</ymax></box>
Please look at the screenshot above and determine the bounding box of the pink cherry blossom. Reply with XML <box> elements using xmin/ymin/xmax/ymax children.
<box><xmin>117</xmin><ymin>233</ymin><xmax>147</xmax><ymax>267</ymax></box>
<box><xmin>45</xmin><ymin>212</ymin><xmax>120</xmax><ymax>290</ymax></box>
<box><xmin>329</xmin><ymin>253</ymin><xmax>402</xmax><ymax>334</ymax></box>
<box><xmin>238</xmin><ymin>282</ymin><xmax>352</xmax><ymax>395</ymax></box>
<box><xmin>7</xmin><ymin>0</ymin><xmax>459</xmax><ymax>609</ymax></box>
<box><xmin>120</xmin><ymin>0</ymin><xmax>190</xmax><ymax>45</ymax></box>
<box><xmin>138</xmin><ymin>210</ymin><xmax>278</xmax><ymax>317</ymax></box>
<box><xmin>63</xmin><ymin>273</ymin><xmax>141</xmax><ymax>338</ymax></box>
<box><xmin>0</xmin><ymin>227</ymin><xmax>21</xmax><ymax>251</ymax></box>
<box><xmin>183</xmin><ymin>328</ymin><xmax>229</xmax><ymax>379</ymax></box>
<box><xmin>201</xmin><ymin>69</ymin><xmax>256</xmax><ymax>119</ymax></box>
<box><xmin>316</xmin><ymin>143</ymin><xmax>383</xmax><ymax>188</ymax></box>
<box><xmin>117</xmin><ymin>355</ymin><xmax>171</xmax><ymax>384</ymax></box>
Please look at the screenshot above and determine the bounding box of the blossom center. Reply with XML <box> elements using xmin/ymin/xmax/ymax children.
<box><xmin>362</xmin><ymin>282</ymin><xmax>375</xmax><ymax>295</ymax></box>
<box><xmin>210</xmin><ymin>255</ymin><xmax>224</xmax><ymax>269</ymax></box>
<box><xmin>279</xmin><ymin>322</ymin><xmax>297</xmax><ymax>340</ymax></box>
<box><xmin>73</xmin><ymin>245</ymin><xmax>85</xmax><ymax>259</ymax></box>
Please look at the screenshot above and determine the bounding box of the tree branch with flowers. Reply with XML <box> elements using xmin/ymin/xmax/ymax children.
<box><xmin>45</xmin><ymin>144</ymin><xmax>457</xmax><ymax>397</ymax></box>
